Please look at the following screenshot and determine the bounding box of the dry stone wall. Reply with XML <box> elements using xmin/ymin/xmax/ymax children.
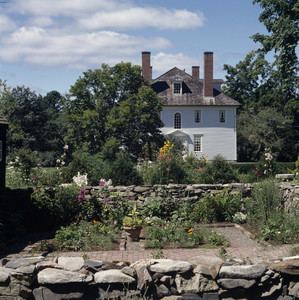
<box><xmin>0</xmin><ymin>255</ymin><xmax>298</xmax><ymax>299</ymax></box>
<box><xmin>87</xmin><ymin>183</ymin><xmax>299</xmax><ymax>211</ymax></box>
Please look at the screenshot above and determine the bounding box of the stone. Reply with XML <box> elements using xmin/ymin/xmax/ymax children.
<box><xmin>217</xmin><ymin>278</ymin><xmax>256</xmax><ymax>289</ymax></box>
<box><xmin>36</xmin><ymin>261</ymin><xmax>64</xmax><ymax>271</ymax></box>
<box><xmin>150</xmin><ymin>259</ymin><xmax>193</xmax><ymax>274</ymax></box>
<box><xmin>175</xmin><ymin>274</ymin><xmax>218</xmax><ymax>294</ymax></box>
<box><xmin>161</xmin><ymin>296</ymin><xmax>183</xmax><ymax>300</ymax></box>
<box><xmin>194</xmin><ymin>265</ymin><xmax>211</xmax><ymax>277</ymax></box>
<box><xmin>11</xmin><ymin>265</ymin><xmax>36</xmax><ymax>285</ymax></box>
<box><xmin>33</xmin><ymin>286</ymin><xmax>85</xmax><ymax>300</ymax></box>
<box><xmin>4</xmin><ymin>256</ymin><xmax>45</xmax><ymax>269</ymax></box>
<box><xmin>38</xmin><ymin>268</ymin><xmax>93</xmax><ymax>285</ymax></box>
<box><xmin>0</xmin><ymin>267</ymin><xmax>12</xmax><ymax>283</ymax></box>
<box><xmin>156</xmin><ymin>284</ymin><xmax>171</xmax><ymax>298</ymax></box>
<box><xmin>19</xmin><ymin>285</ymin><xmax>32</xmax><ymax>299</ymax></box>
<box><xmin>261</xmin><ymin>278</ymin><xmax>282</xmax><ymax>297</ymax></box>
<box><xmin>121</xmin><ymin>266</ymin><xmax>136</xmax><ymax>278</ymax></box>
<box><xmin>94</xmin><ymin>269</ymin><xmax>135</xmax><ymax>284</ymax></box>
<box><xmin>289</xmin><ymin>282</ymin><xmax>299</xmax><ymax>297</ymax></box>
<box><xmin>272</xmin><ymin>259</ymin><xmax>299</xmax><ymax>275</ymax></box>
<box><xmin>160</xmin><ymin>275</ymin><xmax>173</xmax><ymax>285</ymax></box>
<box><xmin>134</xmin><ymin>186</ymin><xmax>150</xmax><ymax>193</ymax></box>
<box><xmin>282</xmin><ymin>256</ymin><xmax>299</xmax><ymax>261</ymax></box>
<box><xmin>219</xmin><ymin>265</ymin><xmax>267</xmax><ymax>279</ymax></box>
<box><xmin>57</xmin><ymin>256</ymin><xmax>84</xmax><ymax>271</ymax></box>
<box><xmin>202</xmin><ymin>293</ymin><xmax>219</xmax><ymax>300</ymax></box>
<box><xmin>135</xmin><ymin>265</ymin><xmax>152</xmax><ymax>290</ymax></box>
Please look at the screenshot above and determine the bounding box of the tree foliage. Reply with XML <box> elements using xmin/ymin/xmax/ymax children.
<box><xmin>66</xmin><ymin>62</ymin><xmax>164</xmax><ymax>159</ymax></box>
<box><xmin>223</xmin><ymin>0</ymin><xmax>298</xmax><ymax>161</ymax></box>
<box><xmin>0</xmin><ymin>84</ymin><xmax>66</xmax><ymax>160</ymax></box>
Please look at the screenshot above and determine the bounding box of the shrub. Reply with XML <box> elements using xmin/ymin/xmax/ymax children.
<box><xmin>246</xmin><ymin>179</ymin><xmax>282</xmax><ymax>224</ymax></box>
<box><xmin>141</xmin><ymin>141</ymin><xmax>186</xmax><ymax>184</ymax></box>
<box><xmin>101</xmin><ymin>151</ymin><xmax>142</xmax><ymax>186</ymax></box>
<box><xmin>199</xmin><ymin>155</ymin><xmax>239</xmax><ymax>184</ymax></box>
<box><xmin>61</xmin><ymin>151</ymin><xmax>104</xmax><ymax>185</ymax></box>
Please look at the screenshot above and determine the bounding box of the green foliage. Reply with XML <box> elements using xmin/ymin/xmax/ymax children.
<box><xmin>123</xmin><ymin>205</ymin><xmax>144</xmax><ymax>228</ymax></box>
<box><xmin>223</xmin><ymin>0</ymin><xmax>298</xmax><ymax>161</ymax></box>
<box><xmin>31</xmin><ymin>185</ymin><xmax>99</xmax><ymax>228</ymax></box>
<box><xmin>140</xmin><ymin>141</ymin><xmax>186</xmax><ymax>184</ymax></box>
<box><xmin>193</xmin><ymin>191</ymin><xmax>243</xmax><ymax>223</ymax></box>
<box><xmin>199</xmin><ymin>155</ymin><xmax>238</xmax><ymax>184</ymax></box>
<box><xmin>102</xmin><ymin>151</ymin><xmax>142</xmax><ymax>186</ymax></box>
<box><xmin>54</xmin><ymin>222</ymin><xmax>119</xmax><ymax>251</ymax></box>
<box><xmin>8</xmin><ymin>148</ymin><xmax>38</xmax><ymax>184</ymax></box>
<box><xmin>66</xmin><ymin>62</ymin><xmax>163</xmax><ymax>158</ymax></box>
<box><xmin>247</xmin><ymin>180</ymin><xmax>282</xmax><ymax>224</ymax></box>
<box><xmin>61</xmin><ymin>151</ymin><xmax>104</xmax><ymax>185</ymax></box>
<box><xmin>144</xmin><ymin>223</ymin><xmax>204</xmax><ymax>249</ymax></box>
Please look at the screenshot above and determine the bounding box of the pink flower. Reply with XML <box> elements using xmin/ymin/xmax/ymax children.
<box><xmin>36</xmin><ymin>163</ymin><xmax>42</xmax><ymax>168</ymax></box>
<box><xmin>166</xmin><ymin>168</ymin><xmax>170</xmax><ymax>172</ymax></box>
<box><xmin>78</xmin><ymin>193</ymin><xmax>84</xmax><ymax>200</ymax></box>
<box><xmin>103</xmin><ymin>199</ymin><xmax>109</xmax><ymax>203</ymax></box>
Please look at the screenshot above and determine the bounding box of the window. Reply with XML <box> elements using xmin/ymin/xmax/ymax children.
<box><xmin>194</xmin><ymin>135</ymin><xmax>202</xmax><ymax>152</ymax></box>
<box><xmin>174</xmin><ymin>113</ymin><xmax>181</xmax><ymax>129</ymax></box>
<box><xmin>219</xmin><ymin>110</ymin><xmax>226</xmax><ymax>123</ymax></box>
<box><xmin>194</xmin><ymin>110</ymin><xmax>201</xmax><ymax>123</ymax></box>
<box><xmin>173</xmin><ymin>82</ymin><xmax>182</xmax><ymax>94</ymax></box>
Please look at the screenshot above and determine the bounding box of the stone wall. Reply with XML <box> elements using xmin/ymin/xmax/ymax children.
<box><xmin>0</xmin><ymin>255</ymin><xmax>298</xmax><ymax>299</ymax></box>
<box><xmin>87</xmin><ymin>182</ymin><xmax>299</xmax><ymax>212</ymax></box>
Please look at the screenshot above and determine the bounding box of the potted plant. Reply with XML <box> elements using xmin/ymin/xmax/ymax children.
<box><xmin>122</xmin><ymin>205</ymin><xmax>144</xmax><ymax>241</ymax></box>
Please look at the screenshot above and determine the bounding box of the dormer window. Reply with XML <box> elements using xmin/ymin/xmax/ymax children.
<box><xmin>172</xmin><ymin>76</ymin><xmax>183</xmax><ymax>95</ymax></box>
<box><xmin>173</xmin><ymin>82</ymin><xmax>182</xmax><ymax>94</ymax></box>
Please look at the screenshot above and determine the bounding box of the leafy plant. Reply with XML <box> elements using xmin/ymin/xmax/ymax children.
<box><xmin>123</xmin><ymin>205</ymin><xmax>144</xmax><ymax>228</ymax></box>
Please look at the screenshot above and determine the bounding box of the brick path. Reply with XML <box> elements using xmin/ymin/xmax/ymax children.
<box><xmin>50</xmin><ymin>244</ymin><xmax>293</xmax><ymax>265</ymax></box>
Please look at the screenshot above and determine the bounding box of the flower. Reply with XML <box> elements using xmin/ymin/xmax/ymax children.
<box><xmin>73</xmin><ymin>172</ymin><xmax>88</xmax><ymax>187</ymax></box>
<box><xmin>103</xmin><ymin>199</ymin><xmax>109</xmax><ymax>204</ymax></box>
<box><xmin>36</xmin><ymin>163</ymin><xmax>42</xmax><ymax>168</ymax></box>
<box><xmin>166</xmin><ymin>167</ymin><xmax>170</xmax><ymax>172</ymax></box>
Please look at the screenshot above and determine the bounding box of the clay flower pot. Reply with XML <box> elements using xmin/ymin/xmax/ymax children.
<box><xmin>123</xmin><ymin>226</ymin><xmax>142</xmax><ymax>241</ymax></box>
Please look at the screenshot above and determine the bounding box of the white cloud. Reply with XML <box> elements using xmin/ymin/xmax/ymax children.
<box><xmin>79</xmin><ymin>8</ymin><xmax>205</xmax><ymax>30</ymax></box>
<box><xmin>0</xmin><ymin>27</ymin><xmax>171</xmax><ymax>68</ymax></box>
<box><xmin>0</xmin><ymin>14</ymin><xmax>16</xmax><ymax>32</ymax></box>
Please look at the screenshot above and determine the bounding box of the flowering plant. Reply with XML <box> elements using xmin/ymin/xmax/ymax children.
<box><xmin>73</xmin><ymin>172</ymin><xmax>88</xmax><ymax>187</ymax></box>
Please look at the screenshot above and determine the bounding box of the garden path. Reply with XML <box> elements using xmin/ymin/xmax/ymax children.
<box><xmin>1</xmin><ymin>224</ymin><xmax>295</xmax><ymax>265</ymax></box>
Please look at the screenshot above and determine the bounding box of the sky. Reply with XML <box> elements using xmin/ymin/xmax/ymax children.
<box><xmin>0</xmin><ymin>0</ymin><xmax>268</xmax><ymax>96</ymax></box>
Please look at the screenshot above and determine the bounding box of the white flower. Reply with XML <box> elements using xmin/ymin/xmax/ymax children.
<box><xmin>56</xmin><ymin>159</ymin><xmax>60</xmax><ymax>163</ymax></box>
<box><xmin>63</xmin><ymin>144</ymin><xmax>69</xmax><ymax>150</ymax></box>
<box><xmin>73</xmin><ymin>172</ymin><xmax>88</xmax><ymax>187</ymax></box>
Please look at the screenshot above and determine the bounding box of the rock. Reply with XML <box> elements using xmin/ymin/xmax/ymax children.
<box><xmin>0</xmin><ymin>267</ymin><xmax>12</xmax><ymax>283</ymax></box>
<box><xmin>261</xmin><ymin>278</ymin><xmax>282</xmax><ymax>297</ymax></box>
<box><xmin>175</xmin><ymin>274</ymin><xmax>218</xmax><ymax>294</ymax></box>
<box><xmin>94</xmin><ymin>269</ymin><xmax>135</xmax><ymax>284</ymax></box>
<box><xmin>219</xmin><ymin>265</ymin><xmax>267</xmax><ymax>279</ymax></box>
<box><xmin>282</xmin><ymin>256</ymin><xmax>299</xmax><ymax>261</ymax></box>
<box><xmin>134</xmin><ymin>186</ymin><xmax>150</xmax><ymax>193</ymax></box>
<box><xmin>156</xmin><ymin>284</ymin><xmax>171</xmax><ymax>298</ymax></box>
<box><xmin>160</xmin><ymin>275</ymin><xmax>173</xmax><ymax>285</ymax></box>
<box><xmin>272</xmin><ymin>259</ymin><xmax>299</xmax><ymax>275</ymax></box>
<box><xmin>36</xmin><ymin>261</ymin><xmax>64</xmax><ymax>271</ymax></box>
<box><xmin>11</xmin><ymin>265</ymin><xmax>36</xmax><ymax>285</ymax></box>
<box><xmin>202</xmin><ymin>293</ymin><xmax>219</xmax><ymax>300</ymax></box>
<box><xmin>57</xmin><ymin>257</ymin><xmax>84</xmax><ymax>271</ymax></box>
<box><xmin>217</xmin><ymin>278</ymin><xmax>256</xmax><ymax>289</ymax></box>
<box><xmin>289</xmin><ymin>282</ymin><xmax>299</xmax><ymax>297</ymax></box>
<box><xmin>38</xmin><ymin>268</ymin><xmax>93</xmax><ymax>285</ymax></box>
<box><xmin>121</xmin><ymin>266</ymin><xmax>136</xmax><ymax>278</ymax></box>
<box><xmin>150</xmin><ymin>259</ymin><xmax>193</xmax><ymax>274</ymax></box>
<box><xmin>161</xmin><ymin>296</ymin><xmax>183</xmax><ymax>300</ymax></box>
<box><xmin>135</xmin><ymin>265</ymin><xmax>152</xmax><ymax>290</ymax></box>
<box><xmin>19</xmin><ymin>285</ymin><xmax>32</xmax><ymax>299</ymax></box>
<box><xmin>194</xmin><ymin>265</ymin><xmax>211</xmax><ymax>277</ymax></box>
<box><xmin>5</xmin><ymin>256</ymin><xmax>45</xmax><ymax>269</ymax></box>
<box><xmin>33</xmin><ymin>286</ymin><xmax>85</xmax><ymax>300</ymax></box>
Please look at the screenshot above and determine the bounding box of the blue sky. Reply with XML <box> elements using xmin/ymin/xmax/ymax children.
<box><xmin>0</xmin><ymin>0</ymin><xmax>268</xmax><ymax>95</ymax></box>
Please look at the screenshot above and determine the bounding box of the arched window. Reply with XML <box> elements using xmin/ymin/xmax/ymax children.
<box><xmin>174</xmin><ymin>113</ymin><xmax>181</xmax><ymax>129</ymax></box>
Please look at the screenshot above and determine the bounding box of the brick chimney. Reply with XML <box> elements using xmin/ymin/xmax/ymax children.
<box><xmin>192</xmin><ymin>66</ymin><xmax>200</xmax><ymax>79</ymax></box>
<box><xmin>142</xmin><ymin>51</ymin><xmax>152</xmax><ymax>82</ymax></box>
<box><xmin>204</xmin><ymin>52</ymin><xmax>213</xmax><ymax>97</ymax></box>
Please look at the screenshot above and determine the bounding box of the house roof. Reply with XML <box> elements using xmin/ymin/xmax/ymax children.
<box><xmin>151</xmin><ymin>67</ymin><xmax>241</xmax><ymax>107</ymax></box>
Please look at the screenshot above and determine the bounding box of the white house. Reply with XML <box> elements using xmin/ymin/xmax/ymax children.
<box><xmin>141</xmin><ymin>51</ymin><xmax>241</xmax><ymax>161</ymax></box>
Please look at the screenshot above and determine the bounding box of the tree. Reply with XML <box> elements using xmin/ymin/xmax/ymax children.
<box><xmin>237</xmin><ymin>107</ymin><xmax>292</xmax><ymax>161</ymax></box>
<box><xmin>66</xmin><ymin>62</ymin><xmax>164</xmax><ymax>159</ymax></box>
<box><xmin>223</xmin><ymin>0</ymin><xmax>298</xmax><ymax>161</ymax></box>
<box><xmin>0</xmin><ymin>85</ymin><xmax>66</xmax><ymax>160</ymax></box>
